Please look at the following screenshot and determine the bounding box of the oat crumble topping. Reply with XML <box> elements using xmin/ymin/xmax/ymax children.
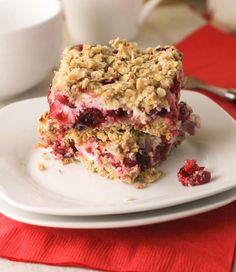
<box><xmin>51</xmin><ymin>39</ymin><xmax>183</xmax><ymax>113</ymax></box>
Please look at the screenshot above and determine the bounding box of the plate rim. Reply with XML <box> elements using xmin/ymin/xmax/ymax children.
<box><xmin>0</xmin><ymin>188</ymin><xmax>235</xmax><ymax>229</ymax></box>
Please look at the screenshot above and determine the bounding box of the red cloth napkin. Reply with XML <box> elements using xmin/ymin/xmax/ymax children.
<box><xmin>176</xmin><ymin>24</ymin><xmax>236</xmax><ymax>119</ymax></box>
<box><xmin>0</xmin><ymin>24</ymin><xmax>236</xmax><ymax>272</ymax></box>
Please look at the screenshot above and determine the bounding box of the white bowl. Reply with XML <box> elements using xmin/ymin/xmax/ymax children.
<box><xmin>0</xmin><ymin>0</ymin><xmax>62</xmax><ymax>100</ymax></box>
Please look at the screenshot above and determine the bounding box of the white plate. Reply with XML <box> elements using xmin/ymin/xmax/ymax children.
<box><xmin>1</xmin><ymin>188</ymin><xmax>235</xmax><ymax>229</ymax></box>
<box><xmin>0</xmin><ymin>91</ymin><xmax>236</xmax><ymax>216</ymax></box>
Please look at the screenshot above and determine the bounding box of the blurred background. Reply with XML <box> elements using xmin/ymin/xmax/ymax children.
<box><xmin>1</xmin><ymin>0</ymin><xmax>236</xmax><ymax>106</ymax></box>
<box><xmin>62</xmin><ymin>0</ymin><xmax>236</xmax><ymax>47</ymax></box>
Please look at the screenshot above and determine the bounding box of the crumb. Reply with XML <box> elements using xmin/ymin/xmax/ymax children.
<box><xmin>135</xmin><ymin>182</ymin><xmax>147</xmax><ymax>189</ymax></box>
<box><xmin>34</xmin><ymin>143</ymin><xmax>46</xmax><ymax>149</ymax></box>
<box><xmin>42</xmin><ymin>152</ymin><xmax>50</xmax><ymax>160</ymax></box>
<box><xmin>38</xmin><ymin>162</ymin><xmax>46</xmax><ymax>171</ymax></box>
<box><xmin>62</xmin><ymin>158</ymin><xmax>73</xmax><ymax>165</ymax></box>
<box><xmin>58</xmin><ymin>169</ymin><xmax>63</xmax><ymax>174</ymax></box>
<box><xmin>139</xmin><ymin>168</ymin><xmax>163</xmax><ymax>184</ymax></box>
<box><xmin>124</xmin><ymin>197</ymin><xmax>136</xmax><ymax>203</ymax></box>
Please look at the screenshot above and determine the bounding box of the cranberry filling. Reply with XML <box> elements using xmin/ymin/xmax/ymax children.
<box><xmin>74</xmin><ymin>108</ymin><xmax>128</xmax><ymax>128</ymax></box>
<box><xmin>56</xmin><ymin>95</ymin><xmax>75</xmax><ymax>108</ymax></box>
<box><xmin>136</xmin><ymin>149</ymin><xmax>150</xmax><ymax>171</ymax></box>
<box><xmin>182</xmin><ymin>121</ymin><xmax>197</xmax><ymax>136</ymax></box>
<box><xmin>123</xmin><ymin>157</ymin><xmax>137</xmax><ymax>168</ymax></box>
<box><xmin>68</xmin><ymin>139</ymin><xmax>77</xmax><ymax>153</ymax></box>
<box><xmin>178</xmin><ymin>101</ymin><xmax>192</xmax><ymax>122</ymax></box>
<box><xmin>154</xmin><ymin>143</ymin><xmax>170</xmax><ymax>162</ymax></box>
<box><xmin>55</xmin><ymin>148</ymin><xmax>66</xmax><ymax>156</ymax></box>
<box><xmin>77</xmin><ymin>108</ymin><xmax>105</xmax><ymax>127</ymax></box>
<box><xmin>49</xmin><ymin>103</ymin><xmax>69</xmax><ymax>123</ymax></box>
<box><xmin>177</xmin><ymin>160</ymin><xmax>211</xmax><ymax>186</ymax></box>
<box><xmin>108</xmin><ymin>108</ymin><xmax>128</xmax><ymax>119</ymax></box>
<box><xmin>170</xmin><ymin>76</ymin><xmax>181</xmax><ymax>94</ymax></box>
<box><xmin>48</xmin><ymin>92</ymin><xmax>76</xmax><ymax>122</ymax></box>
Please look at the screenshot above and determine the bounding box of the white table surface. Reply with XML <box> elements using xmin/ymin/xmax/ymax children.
<box><xmin>1</xmin><ymin>3</ymin><xmax>235</xmax><ymax>272</ymax></box>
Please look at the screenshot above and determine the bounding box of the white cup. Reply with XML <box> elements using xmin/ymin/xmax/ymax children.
<box><xmin>0</xmin><ymin>0</ymin><xmax>62</xmax><ymax>100</ymax></box>
<box><xmin>62</xmin><ymin>0</ymin><xmax>162</xmax><ymax>44</ymax></box>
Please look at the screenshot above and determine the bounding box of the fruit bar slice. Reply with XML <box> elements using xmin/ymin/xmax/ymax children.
<box><xmin>48</xmin><ymin>39</ymin><xmax>183</xmax><ymax>139</ymax></box>
<box><xmin>38</xmin><ymin>102</ymin><xmax>200</xmax><ymax>185</ymax></box>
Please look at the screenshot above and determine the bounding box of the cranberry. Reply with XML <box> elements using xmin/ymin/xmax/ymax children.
<box><xmin>108</xmin><ymin>108</ymin><xmax>128</xmax><ymax>120</ymax></box>
<box><xmin>77</xmin><ymin>108</ymin><xmax>105</xmax><ymax>127</ymax></box>
<box><xmin>55</xmin><ymin>147</ymin><xmax>67</xmax><ymax>156</ymax></box>
<box><xmin>177</xmin><ymin>160</ymin><xmax>211</xmax><ymax>186</ymax></box>
<box><xmin>48</xmin><ymin>93</ymin><xmax>75</xmax><ymax>122</ymax></box>
<box><xmin>49</xmin><ymin>103</ymin><xmax>68</xmax><ymax>123</ymax></box>
<box><xmin>136</xmin><ymin>150</ymin><xmax>150</xmax><ymax>171</ymax></box>
<box><xmin>158</xmin><ymin>108</ymin><xmax>168</xmax><ymax>117</ymax></box>
<box><xmin>117</xmin><ymin>108</ymin><xmax>128</xmax><ymax>118</ymax></box>
<box><xmin>56</xmin><ymin>94</ymin><xmax>75</xmax><ymax>108</ymax></box>
<box><xmin>182</xmin><ymin>121</ymin><xmax>196</xmax><ymax>136</ymax></box>
<box><xmin>154</xmin><ymin>143</ymin><xmax>170</xmax><ymax>162</ymax></box>
<box><xmin>155</xmin><ymin>47</ymin><xmax>166</xmax><ymax>52</ymax></box>
<box><xmin>85</xmin><ymin>146</ymin><xmax>94</xmax><ymax>155</ymax></box>
<box><xmin>183</xmin><ymin>159</ymin><xmax>198</xmax><ymax>174</ymax></box>
<box><xmin>179</xmin><ymin>102</ymin><xmax>192</xmax><ymax>122</ymax></box>
<box><xmin>74</xmin><ymin>123</ymin><xmax>85</xmax><ymax>131</ymax></box>
<box><xmin>170</xmin><ymin>76</ymin><xmax>181</xmax><ymax>94</ymax></box>
<box><xmin>123</xmin><ymin>157</ymin><xmax>137</xmax><ymax>168</ymax></box>
<box><xmin>135</xmin><ymin>123</ymin><xmax>143</xmax><ymax>130</ymax></box>
<box><xmin>68</xmin><ymin>139</ymin><xmax>77</xmax><ymax>153</ymax></box>
<box><xmin>71</xmin><ymin>44</ymin><xmax>83</xmax><ymax>51</ymax></box>
<box><xmin>111</xmin><ymin>160</ymin><xmax>122</xmax><ymax>168</ymax></box>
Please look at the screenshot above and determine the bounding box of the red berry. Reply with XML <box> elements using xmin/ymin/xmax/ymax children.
<box><xmin>179</xmin><ymin>102</ymin><xmax>192</xmax><ymax>122</ymax></box>
<box><xmin>56</xmin><ymin>94</ymin><xmax>75</xmax><ymax>108</ymax></box>
<box><xmin>154</xmin><ymin>143</ymin><xmax>170</xmax><ymax>162</ymax></box>
<box><xmin>170</xmin><ymin>76</ymin><xmax>181</xmax><ymax>94</ymax></box>
<box><xmin>123</xmin><ymin>157</ymin><xmax>137</xmax><ymax>168</ymax></box>
<box><xmin>183</xmin><ymin>159</ymin><xmax>198</xmax><ymax>174</ymax></box>
<box><xmin>136</xmin><ymin>150</ymin><xmax>150</xmax><ymax>171</ymax></box>
<box><xmin>107</xmin><ymin>108</ymin><xmax>128</xmax><ymax>120</ymax></box>
<box><xmin>77</xmin><ymin>108</ymin><xmax>105</xmax><ymax>127</ymax></box>
<box><xmin>177</xmin><ymin>160</ymin><xmax>211</xmax><ymax>186</ymax></box>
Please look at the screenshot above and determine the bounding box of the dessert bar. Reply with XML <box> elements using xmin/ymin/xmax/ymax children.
<box><xmin>38</xmin><ymin>39</ymin><xmax>200</xmax><ymax>186</ymax></box>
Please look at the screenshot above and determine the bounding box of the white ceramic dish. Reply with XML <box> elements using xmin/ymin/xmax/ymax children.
<box><xmin>0</xmin><ymin>0</ymin><xmax>62</xmax><ymax>100</ymax></box>
<box><xmin>1</xmin><ymin>188</ymin><xmax>235</xmax><ymax>229</ymax></box>
<box><xmin>0</xmin><ymin>91</ymin><xmax>236</xmax><ymax>216</ymax></box>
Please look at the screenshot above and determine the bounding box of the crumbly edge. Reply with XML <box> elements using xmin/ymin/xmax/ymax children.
<box><xmin>75</xmin><ymin>155</ymin><xmax>162</xmax><ymax>185</ymax></box>
<box><xmin>38</xmin><ymin>113</ymin><xmax>166</xmax><ymax>184</ymax></box>
<box><xmin>51</xmin><ymin>38</ymin><xmax>183</xmax><ymax>113</ymax></box>
<box><xmin>38</xmin><ymin>112</ymin><xmax>160</xmax><ymax>159</ymax></box>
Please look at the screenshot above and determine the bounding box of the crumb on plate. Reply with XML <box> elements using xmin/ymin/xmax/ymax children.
<box><xmin>124</xmin><ymin>197</ymin><xmax>136</xmax><ymax>203</ymax></box>
<box><xmin>42</xmin><ymin>152</ymin><xmax>50</xmax><ymax>160</ymax></box>
<box><xmin>38</xmin><ymin>162</ymin><xmax>46</xmax><ymax>171</ymax></box>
